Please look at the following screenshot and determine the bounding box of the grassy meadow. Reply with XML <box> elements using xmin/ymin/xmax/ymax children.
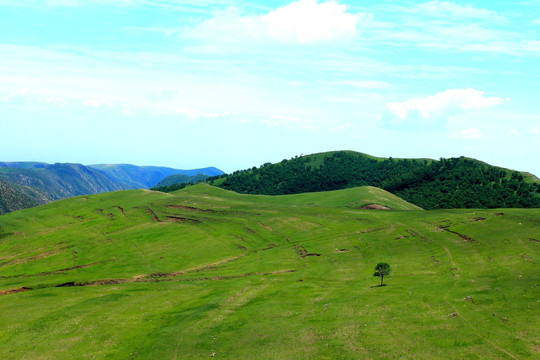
<box><xmin>0</xmin><ymin>184</ymin><xmax>538</xmax><ymax>359</ymax></box>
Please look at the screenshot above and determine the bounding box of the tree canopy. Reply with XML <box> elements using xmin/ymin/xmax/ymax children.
<box><xmin>373</xmin><ymin>263</ymin><xmax>391</xmax><ymax>286</ymax></box>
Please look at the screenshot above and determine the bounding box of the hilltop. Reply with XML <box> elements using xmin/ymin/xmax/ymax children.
<box><xmin>0</xmin><ymin>184</ymin><xmax>538</xmax><ymax>359</ymax></box>
<box><xmin>208</xmin><ymin>151</ymin><xmax>540</xmax><ymax>209</ymax></box>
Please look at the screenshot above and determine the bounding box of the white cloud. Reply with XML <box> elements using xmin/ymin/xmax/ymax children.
<box><xmin>459</xmin><ymin>127</ymin><xmax>482</xmax><ymax>140</ymax></box>
<box><xmin>382</xmin><ymin>89</ymin><xmax>508</xmax><ymax>128</ymax></box>
<box><xmin>508</xmin><ymin>128</ymin><xmax>520</xmax><ymax>136</ymax></box>
<box><xmin>188</xmin><ymin>0</ymin><xmax>361</xmax><ymax>45</ymax></box>
<box><xmin>262</xmin><ymin>0</ymin><xmax>359</xmax><ymax>43</ymax></box>
<box><xmin>413</xmin><ymin>1</ymin><xmax>505</xmax><ymax>21</ymax></box>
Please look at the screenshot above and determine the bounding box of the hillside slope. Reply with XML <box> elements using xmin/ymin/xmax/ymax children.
<box><xmin>0</xmin><ymin>180</ymin><xmax>40</xmax><ymax>214</ymax></box>
<box><xmin>0</xmin><ymin>163</ymin><xmax>126</xmax><ymax>214</ymax></box>
<box><xmin>210</xmin><ymin>151</ymin><xmax>540</xmax><ymax>209</ymax></box>
<box><xmin>0</xmin><ymin>184</ymin><xmax>538</xmax><ymax>359</ymax></box>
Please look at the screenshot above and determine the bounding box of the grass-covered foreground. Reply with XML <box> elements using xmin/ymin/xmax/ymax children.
<box><xmin>0</xmin><ymin>184</ymin><xmax>538</xmax><ymax>359</ymax></box>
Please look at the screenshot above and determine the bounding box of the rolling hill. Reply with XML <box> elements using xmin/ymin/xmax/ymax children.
<box><xmin>209</xmin><ymin>151</ymin><xmax>540</xmax><ymax>209</ymax></box>
<box><xmin>0</xmin><ymin>184</ymin><xmax>538</xmax><ymax>359</ymax></box>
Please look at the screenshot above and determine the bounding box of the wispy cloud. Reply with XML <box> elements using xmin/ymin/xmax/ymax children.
<box><xmin>412</xmin><ymin>1</ymin><xmax>506</xmax><ymax>21</ymax></box>
<box><xmin>362</xmin><ymin>1</ymin><xmax>540</xmax><ymax>56</ymax></box>
<box><xmin>381</xmin><ymin>89</ymin><xmax>508</xmax><ymax>129</ymax></box>
<box><xmin>335</xmin><ymin>80</ymin><xmax>392</xmax><ymax>89</ymax></box>
<box><xmin>459</xmin><ymin>127</ymin><xmax>482</xmax><ymax>140</ymax></box>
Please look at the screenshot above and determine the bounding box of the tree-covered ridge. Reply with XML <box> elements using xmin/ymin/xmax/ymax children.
<box><xmin>208</xmin><ymin>152</ymin><xmax>540</xmax><ymax>209</ymax></box>
<box><xmin>154</xmin><ymin>173</ymin><xmax>209</xmax><ymax>188</ymax></box>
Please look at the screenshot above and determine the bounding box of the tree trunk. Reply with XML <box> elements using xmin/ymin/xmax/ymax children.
<box><xmin>380</xmin><ymin>274</ymin><xmax>384</xmax><ymax>286</ymax></box>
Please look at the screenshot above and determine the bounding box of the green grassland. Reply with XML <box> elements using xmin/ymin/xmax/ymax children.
<box><xmin>0</xmin><ymin>184</ymin><xmax>538</xmax><ymax>359</ymax></box>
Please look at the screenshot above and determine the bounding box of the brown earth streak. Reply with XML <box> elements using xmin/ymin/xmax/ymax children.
<box><xmin>294</xmin><ymin>244</ymin><xmax>321</xmax><ymax>258</ymax></box>
<box><xmin>0</xmin><ymin>246</ymin><xmax>73</xmax><ymax>268</ymax></box>
<box><xmin>146</xmin><ymin>208</ymin><xmax>160</xmax><ymax>222</ymax></box>
<box><xmin>360</xmin><ymin>204</ymin><xmax>391</xmax><ymax>210</ymax></box>
<box><xmin>0</xmin><ymin>287</ymin><xmax>30</xmax><ymax>296</ymax></box>
<box><xmin>437</xmin><ymin>226</ymin><xmax>476</xmax><ymax>242</ymax></box>
<box><xmin>166</xmin><ymin>205</ymin><xmax>216</xmax><ymax>213</ymax></box>
<box><xmin>166</xmin><ymin>216</ymin><xmax>201</xmax><ymax>224</ymax></box>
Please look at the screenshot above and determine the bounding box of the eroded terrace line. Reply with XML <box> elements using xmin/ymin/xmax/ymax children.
<box><xmin>1</xmin><ymin>253</ymin><xmax>298</xmax><ymax>296</ymax></box>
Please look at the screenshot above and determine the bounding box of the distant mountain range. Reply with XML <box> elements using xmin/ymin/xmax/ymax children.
<box><xmin>88</xmin><ymin>164</ymin><xmax>222</xmax><ymax>189</ymax></box>
<box><xmin>0</xmin><ymin>162</ymin><xmax>224</xmax><ymax>214</ymax></box>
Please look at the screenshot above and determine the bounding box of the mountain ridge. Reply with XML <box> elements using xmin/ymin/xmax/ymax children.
<box><xmin>88</xmin><ymin>164</ymin><xmax>223</xmax><ymax>189</ymax></box>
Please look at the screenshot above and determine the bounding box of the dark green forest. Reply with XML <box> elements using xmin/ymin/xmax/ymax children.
<box><xmin>204</xmin><ymin>152</ymin><xmax>540</xmax><ymax>209</ymax></box>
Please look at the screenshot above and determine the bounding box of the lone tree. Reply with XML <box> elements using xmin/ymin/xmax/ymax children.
<box><xmin>374</xmin><ymin>262</ymin><xmax>391</xmax><ymax>286</ymax></box>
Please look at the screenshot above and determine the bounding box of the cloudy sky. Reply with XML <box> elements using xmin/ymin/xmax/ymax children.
<box><xmin>1</xmin><ymin>0</ymin><xmax>539</xmax><ymax>175</ymax></box>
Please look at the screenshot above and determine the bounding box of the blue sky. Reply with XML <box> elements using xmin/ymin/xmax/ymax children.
<box><xmin>1</xmin><ymin>0</ymin><xmax>539</xmax><ymax>175</ymax></box>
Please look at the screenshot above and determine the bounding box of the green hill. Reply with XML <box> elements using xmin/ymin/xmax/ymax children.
<box><xmin>209</xmin><ymin>151</ymin><xmax>540</xmax><ymax>209</ymax></box>
<box><xmin>0</xmin><ymin>184</ymin><xmax>538</xmax><ymax>359</ymax></box>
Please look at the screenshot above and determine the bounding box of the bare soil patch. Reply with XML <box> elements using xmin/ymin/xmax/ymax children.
<box><xmin>258</xmin><ymin>222</ymin><xmax>274</xmax><ymax>231</ymax></box>
<box><xmin>360</xmin><ymin>204</ymin><xmax>391</xmax><ymax>210</ymax></box>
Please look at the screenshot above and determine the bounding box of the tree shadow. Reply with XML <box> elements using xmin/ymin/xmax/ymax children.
<box><xmin>370</xmin><ymin>284</ymin><xmax>387</xmax><ymax>288</ymax></box>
